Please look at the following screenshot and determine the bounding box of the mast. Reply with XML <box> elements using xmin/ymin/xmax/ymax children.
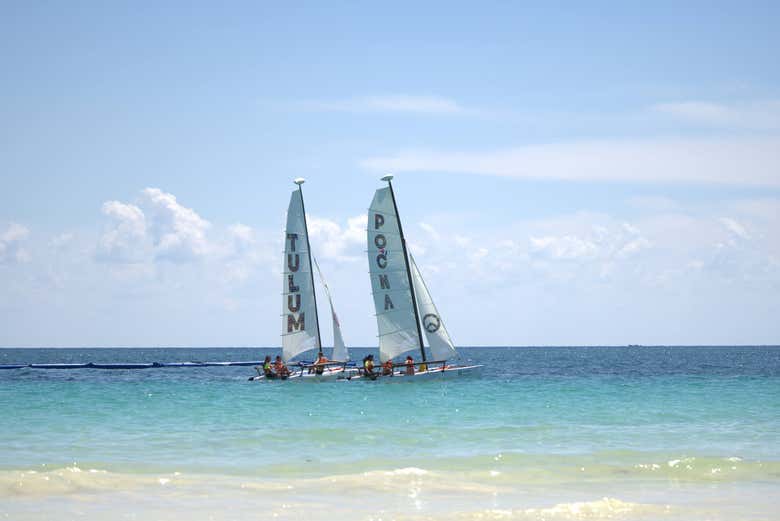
<box><xmin>382</xmin><ymin>174</ymin><xmax>426</xmax><ymax>362</ymax></box>
<box><xmin>294</xmin><ymin>178</ymin><xmax>322</xmax><ymax>350</ymax></box>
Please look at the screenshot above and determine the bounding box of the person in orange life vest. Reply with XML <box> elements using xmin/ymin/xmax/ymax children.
<box><xmin>274</xmin><ymin>356</ymin><xmax>290</xmax><ymax>378</ymax></box>
<box><xmin>314</xmin><ymin>351</ymin><xmax>329</xmax><ymax>375</ymax></box>
<box><xmin>382</xmin><ymin>359</ymin><xmax>394</xmax><ymax>376</ymax></box>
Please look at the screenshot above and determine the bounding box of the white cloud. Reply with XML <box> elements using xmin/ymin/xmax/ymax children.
<box><xmin>299</xmin><ymin>95</ymin><xmax>465</xmax><ymax>114</ymax></box>
<box><xmin>361</xmin><ymin>136</ymin><xmax>780</xmax><ymax>186</ymax></box>
<box><xmin>91</xmin><ymin>189</ymin><xmax>283</xmax><ymax>325</ymax></box>
<box><xmin>216</xmin><ymin>223</ymin><xmax>269</xmax><ymax>284</ymax></box>
<box><xmin>408</xmin><ymin>212</ymin><xmax>664</xmax><ymax>293</ymax></box>
<box><xmin>1</xmin><ymin>223</ymin><xmax>30</xmax><ymax>242</ymax></box>
<box><xmin>307</xmin><ymin>214</ymin><xmax>366</xmax><ymax>262</ymax></box>
<box><xmin>140</xmin><ymin>188</ymin><xmax>212</xmax><ymax>263</ymax></box>
<box><xmin>529</xmin><ymin>221</ymin><xmax>651</xmax><ymax>263</ymax></box>
<box><xmin>419</xmin><ymin>222</ymin><xmax>441</xmax><ymax>241</ymax></box>
<box><xmin>454</xmin><ymin>235</ymin><xmax>471</xmax><ymax>247</ymax></box>
<box><xmin>226</xmin><ymin>223</ymin><xmax>254</xmax><ymax>255</ymax></box>
<box><xmin>223</xmin><ymin>228</ymin><xmax>279</xmax><ymax>285</ymax></box>
<box><xmin>49</xmin><ymin>232</ymin><xmax>74</xmax><ymax>250</ymax></box>
<box><xmin>96</xmin><ymin>189</ymin><xmax>256</xmax><ymax>266</ymax></box>
<box><xmin>96</xmin><ymin>201</ymin><xmax>147</xmax><ymax>263</ymax></box>
<box><xmin>530</xmin><ymin>235</ymin><xmax>599</xmax><ymax>260</ymax></box>
<box><xmin>617</xmin><ymin>237</ymin><xmax>652</xmax><ymax>259</ymax></box>
<box><xmin>4</xmin><ymin>191</ymin><xmax>780</xmax><ymax>346</ymax></box>
<box><xmin>0</xmin><ymin>222</ymin><xmax>31</xmax><ymax>264</ymax></box>
<box><xmin>719</xmin><ymin>217</ymin><xmax>750</xmax><ymax>240</ymax></box>
<box><xmin>652</xmin><ymin>100</ymin><xmax>780</xmax><ymax>130</ymax></box>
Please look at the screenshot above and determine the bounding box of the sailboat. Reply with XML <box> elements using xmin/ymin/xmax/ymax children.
<box><xmin>251</xmin><ymin>178</ymin><xmax>353</xmax><ymax>381</ymax></box>
<box><xmin>361</xmin><ymin>174</ymin><xmax>482</xmax><ymax>379</ymax></box>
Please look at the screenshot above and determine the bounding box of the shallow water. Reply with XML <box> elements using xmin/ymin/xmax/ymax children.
<box><xmin>1</xmin><ymin>346</ymin><xmax>779</xmax><ymax>520</ymax></box>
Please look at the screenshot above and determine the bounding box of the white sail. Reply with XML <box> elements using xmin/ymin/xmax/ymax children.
<box><xmin>367</xmin><ymin>187</ymin><xmax>421</xmax><ymax>362</ymax></box>
<box><xmin>410</xmin><ymin>254</ymin><xmax>457</xmax><ymax>361</ymax></box>
<box><xmin>282</xmin><ymin>189</ymin><xmax>320</xmax><ymax>362</ymax></box>
<box><xmin>313</xmin><ymin>257</ymin><xmax>348</xmax><ymax>361</ymax></box>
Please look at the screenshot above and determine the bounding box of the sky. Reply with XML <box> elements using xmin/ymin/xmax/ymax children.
<box><xmin>1</xmin><ymin>1</ymin><xmax>779</xmax><ymax>347</ymax></box>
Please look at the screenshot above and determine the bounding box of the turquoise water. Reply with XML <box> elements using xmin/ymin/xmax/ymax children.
<box><xmin>2</xmin><ymin>346</ymin><xmax>779</xmax><ymax>520</ymax></box>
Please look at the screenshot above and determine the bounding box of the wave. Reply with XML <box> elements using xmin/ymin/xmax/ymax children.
<box><xmin>3</xmin><ymin>453</ymin><xmax>779</xmax><ymax>499</ymax></box>
<box><xmin>0</xmin><ymin>469</ymin><xmax>669</xmax><ymax>520</ymax></box>
<box><xmin>7</xmin><ymin>466</ymin><xmax>780</xmax><ymax>521</ymax></box>
<box><xmin>0</xmin><ymin>467</ymin><xmax>177</xmax><ymax>497</ymax></box>
<box><xmin>442</xmin><ymin>499</ymin><xmax>671</xmax><ymax>520</ymax></box>
<box><xmin>462</xmin><ymin>452</ymin><xmax>780</xmax><ymax>484</ymax></box>
<box><xmin>0</xmin><ymin>467</ymin><xmax>675</xmax><ymax>521</ymax></box>
<box><xmin>248</xmin><ymin>451</ymin><xmax>780</xmax><ymax>484</ymax></box>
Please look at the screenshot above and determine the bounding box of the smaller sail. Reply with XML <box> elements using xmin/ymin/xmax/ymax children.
<box><xmin>313</xmin><ymin>257</ymin><xmax>349</xmax><ymax>361</ymax></box>
<box><xmin>410</xmin><ymin>254</ymin><xmax>457</xmax><ymax>361</ymax></box>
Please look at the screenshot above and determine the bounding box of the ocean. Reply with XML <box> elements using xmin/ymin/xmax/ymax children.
<box><xmin>1</xmin><ymin>346</ymin><xmax>778</xmax><ymax>520</ymax></box>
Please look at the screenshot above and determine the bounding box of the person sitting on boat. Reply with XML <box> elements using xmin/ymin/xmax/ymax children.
<box><xmin>314</xmin><ymin>351</ymin><xmax>328</xmax><ymax>375</ymax></box>
<box><xmin>274</xmin><ymin>356</ymin><xmax>290</xmax><ymax>379</ymax></box>
<box><xmin>262</xmin><ymin>356</ymin><xmax>276</xmax><ymax>378</ymax></box>
<box><xmin>381</xmin><ymin>359</ymin><xmax>394</xmax><ymax>376</ymax></box>
<box><xmin>404</xmin><ymin>356</ymin><xmax>415</xmax><ymax>376</ymax></box>
<box><xmin>362</xmin><ymin>354</ymin><xmax>376</xmax><ymax>379</ymax></box>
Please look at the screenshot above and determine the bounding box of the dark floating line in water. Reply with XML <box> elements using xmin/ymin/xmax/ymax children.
<box><xmin>0</xmin><ymin>361</ymin><xmax>263</xmax><ymax>370</ymax></box>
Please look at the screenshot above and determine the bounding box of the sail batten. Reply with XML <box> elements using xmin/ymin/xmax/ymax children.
<box><xmin>378</xmin><ymin>328</ymin><xmax>418</xmax><ymax>337</ymax></box>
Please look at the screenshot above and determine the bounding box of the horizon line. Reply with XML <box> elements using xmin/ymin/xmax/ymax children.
<box><xmin>1</xmin><ymin>345</ymin><xmax>778</xmax><ymax>349</ymax></box>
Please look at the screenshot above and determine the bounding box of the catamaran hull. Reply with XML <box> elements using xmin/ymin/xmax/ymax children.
<box><xmin>343</xmin><ymin>364</ymin><xmax>483</xmax><ymax>381</ymax></box>
<box><xmin>249</xmin><ymin>366</ymin><xmax>358</xmax><ymax>382</ymax></box>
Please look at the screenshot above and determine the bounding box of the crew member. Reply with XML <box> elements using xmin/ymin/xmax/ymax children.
<box><xmin>261</xmin><ymin>356</ymin><xmax>276</xmax><ymax>379</ymax></box>
<box><xmin>274</xmin><ymin>356</ymin><xmax>290</xmax><ymax>379</ymax></box>
<box><xmin>382</xmin><ymin>359</ymin><xmax>394</xmax><ymax>376</ymax></box>
<box><xmin>405</xmin><ymin>356</ymin><xmax>415</xmax><ymax>376</ymax></box>
<box><xmin>362</xmin><ymin>354</ymin><xmax>376</xmax><ymax>380</ymax></box>
<box><xmin>314</xmin><ymin>351</ymin><xmax>329</xmax><ymax>375</ymax></box>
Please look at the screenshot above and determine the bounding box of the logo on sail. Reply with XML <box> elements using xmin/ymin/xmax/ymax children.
<box><xmin>374</xmin><ymin>212</ymin><xmax>395</xmax><ymax>311</ymax></box>
<box><xmin>423</xmin><ymin>313</ymin><xmax>440</xmax><ymax>333</ymax></box>
<box><xmin>286</xmin><ymin>232</ymin><xmax>305</xmax><ymax>333</ymax></box>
